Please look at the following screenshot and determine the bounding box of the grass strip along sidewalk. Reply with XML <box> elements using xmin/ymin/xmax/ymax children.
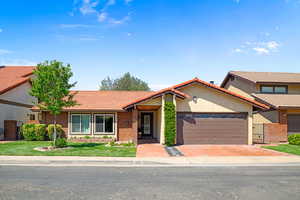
<box><xmin>0</xmin><ymin>141</ymin><xmax>136</xmax><ymax>157</ymax></box>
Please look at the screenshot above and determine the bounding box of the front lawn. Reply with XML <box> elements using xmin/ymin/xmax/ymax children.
<box><xmin>0</xmin><ymin>141</ymin><xmax>136</xmax><ymax>157</ymax></box>
<box><xmin>263</xmin><ymin>144</ymin><xmax>300</xmax><ymax>156</ymax></box>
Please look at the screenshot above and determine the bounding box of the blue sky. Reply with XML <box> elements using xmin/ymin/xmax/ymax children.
<box><xmin>1</xmin><ymin>0</ymin><xmax>300</xmax><ymax>90</ymax></box>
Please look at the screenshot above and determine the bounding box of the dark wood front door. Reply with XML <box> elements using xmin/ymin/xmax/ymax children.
<box><xmin>141</xmin><ymin>112</ymin><xmax>153</xmax><ymax>137</ymax></box>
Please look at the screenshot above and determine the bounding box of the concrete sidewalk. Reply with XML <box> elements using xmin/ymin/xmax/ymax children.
<box><xmin>1</xmin><ymin>155</ymin><xmax>300</xmax><ymax>167</ymax></box>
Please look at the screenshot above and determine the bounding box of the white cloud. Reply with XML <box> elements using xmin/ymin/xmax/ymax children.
<box><xmin>0</xmin><ymin>49</ymin><xmax>13</xmax><ymax>55</ymax></box>
<box><xmin>234</xmin><ymin>40</ymin><xmax>280</xmax><ymax>55</ymax></box>
<box><xmin>127</xmin><ymin>32</ymin><xmax>132</xmax><ymax>37</ymax></box>
<box><xmin>0</xmin><ymin>59</ymin><xmax>37</xmax><ymax>66</ymax></box>
<box><xmin>79</xmin><ymin>0</ymin><xmax>99</xmax><ymax>15</ymax></box>
<box><xmin>253</xmin><ymin>47</ymin><xmax>270</xmax><ymax>55</ymax></box>
<box><xmin>98</xmin><ymin>12</ymin><xmax>108</xmax><ymax>22</ymax></box>
<box><xmin>79</xmin><ymin>36</ymin><xmax>99</xmax><ymax>41</ymax></box>
<box><xmin>265</xmin><ymin>41</ymin><xmax>279</xmax><ymax>50</ymax></box>
<box><xmin>233</xmin><ymin>48</ymin><xmax>243</xmax><ymax>53</ymax></box>
<box><xmin>109</xmin><ymin>15</ymin><xmax>130</xmax><ymax>25</ymax></box>
<box><xmin>60</xmin><ymin>24</ymin><xmax>94</xmax><ymax>28</ymax></box>
<box><xmin>74</xmin><ymin>0</ymin><xmax>131</xmax><ymax>25</ymax></box>
<box><xmin>0</xmin><ymin>28</ymin><xmax>2</xmax><ymax>33</ymax></box>
<box><xmin>233</xmin><ymin>0</ymin><xmax>240</xmax><ymax>3</ymax></box>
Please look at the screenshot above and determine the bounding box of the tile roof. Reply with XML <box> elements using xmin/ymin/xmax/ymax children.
<box><xmin>0</xmin><ymin>66</ymin><xmax>35</xmax><ymax>95</ymax></box>
<box><xmin>224</xmin><ymin>71</ymin><xmax>300</xmax><ymax>85</ymax></box>
<box><xmin>32</xmin><ymin>90</ymin><xmax>156</xmax><ymax>111</ymax></box>
<box><xmin>123</xmin><ymin>78</ymin><xmax>269</xmax><ymax>110</ymax></box>
<box><xmin>253</xmin><ymin>93</ymin><xmax>300</xmax><ymax>109</ymax></box>
<box><xmin>122</xmin><ymin>88</ymin><xmax>190</xmax><ymax>109</ymax></box>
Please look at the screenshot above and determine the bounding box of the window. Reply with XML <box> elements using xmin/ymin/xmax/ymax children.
<box><xmin>71</xmin><ymin>114</ymin><xmax>90</xmax><ymax>134</ymax></box>
<box><xmin>260</xmin><ymin>85</ymin><xmax>287</xmax><ymax>94</ymax></box>
<box><xmin>28</xmin><ymin>114</ymin><xmax>35</xmax><ymax>120</ymax></box>
<box><xmin>94</xmin><ymin>114</ymin><xmax>114</xmax><ymax>134</ymax></box>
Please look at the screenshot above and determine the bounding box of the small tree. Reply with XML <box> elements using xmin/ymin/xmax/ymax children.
<box><xmin>99</xmin><ymin>72</ymin><xmax>150</xmax><ymax>91</ymax></box>
<box><xmin>30</xmin><ymin>60</ymin><xmax>77</xmax><ymax>145</ymax></box>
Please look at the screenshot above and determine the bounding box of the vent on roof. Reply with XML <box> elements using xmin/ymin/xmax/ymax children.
<box><xmin>0</xmin><ymin>66</ymin><xmax>5</xmax><ymax>68</ymax></box>
<box><xmin>209</xmin><ymin>81</ymin><xmax>215</xmax><ymax>84</ymax></box>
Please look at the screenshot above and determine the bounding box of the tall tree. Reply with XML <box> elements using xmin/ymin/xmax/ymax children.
<box><xmin>30</xmin><ymin>60</ymin><xmax>77</xmax><ymax>145</ymax></box>
<box><xmin>99</xmin><ymin>72</ymin><xmax>150</xmax><ymax>91</ymax></box>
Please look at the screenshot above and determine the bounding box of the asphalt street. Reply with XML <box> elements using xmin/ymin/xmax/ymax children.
<box><xmin>0</xmin><ymin>166</ymin><xmax>300</xmax><ymax>200</ymax></box>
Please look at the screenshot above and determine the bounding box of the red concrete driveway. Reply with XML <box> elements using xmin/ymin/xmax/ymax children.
<box><xmin>136</xmin><ymin>143</ymin><xmax>169</xmax><ymax>157</ymax></box>
<box><xmin>176</xmin><ymin>145</ymin><xmax>288</xmax><ymax>157</ymax></box>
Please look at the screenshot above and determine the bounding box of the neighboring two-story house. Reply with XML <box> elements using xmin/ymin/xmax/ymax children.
<box><xmin>0</xmin><ymin>66</ymin><xmax>37</xmax><ymax>140</ymax></box>
<box><xmin>221</xmin><ymin>71</ymin><xmax>300</xmax><ymax>143</ymax></box>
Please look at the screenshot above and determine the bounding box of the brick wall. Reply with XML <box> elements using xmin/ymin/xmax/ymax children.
<box><xmin>117</xmin><ymin>111</ymin><xmax>137</xmax><ymax>143</ymax></box>
<box><xmin>41</xmin><ymin>112</ymin><xmax>68</xmax><ymax>135</ymax></box>
<box><xmin>264</xmin><ymin>123</ymin><xmax>288</xmax><ymax>143</ymax></box>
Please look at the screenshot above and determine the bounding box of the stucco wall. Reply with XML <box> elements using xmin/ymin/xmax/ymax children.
<box><xmin>253</xmin><ymin>110</ymin><xmax>278</xmax><ymax>124</ymax></box>
<box><xmin>1</xmin><ymin>82</ymin><xmax>36</xmax><ymax>105</ymax></box>
<box><xmin>137</xmin><ymin>97</ymin><xmax>161</xmax><ymax>105</ymax></box>
<box><xmin>224</xmin><ymin>77</ymin><xmax>256</xmax><ymax>99</ymax></box>
<box><xmin>0</xmin><ymin>82</ymin><xmax>36</xmax><ymax>140</ymax></box>
<box><xmin>0</xmin><ymin>104</ymin><xmax>32</xmax><ymax>139</ymax></box>
<box><xmin>176</xmin><ymin>83</ymin><xmax>253</xmax><ymax>144</ymax></box>
<box><xmin>177</xmin><ymin>84</ymin><xmax>252</xmax><ymax>113</ymax></box>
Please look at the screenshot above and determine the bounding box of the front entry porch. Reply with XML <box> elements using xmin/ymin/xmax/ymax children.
<box><xmin>136</xmin><ymin>105</ymin><xmax>162</xmax><ymax>144</ymax></box>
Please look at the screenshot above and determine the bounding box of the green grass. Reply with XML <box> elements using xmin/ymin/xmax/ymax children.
<box><xmin>0</xmin><ymin>141</ymin><xmax>136</xmax><ymax>157</ymax></box>
<box><xmin>263</xmin><ymin>144</ymin><xmax>300</xmax><ymax>156</ymax></box>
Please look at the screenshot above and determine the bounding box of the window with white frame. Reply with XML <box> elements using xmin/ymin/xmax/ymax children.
<box><xmin>94</xmin><ymin>114</ymin><xmax>114</xmax><ymax>134</ymax></box>
<box><xmin>71</xmin><ymin>114</ymin><xmax>91</xmax><ymax>134</ymax></box>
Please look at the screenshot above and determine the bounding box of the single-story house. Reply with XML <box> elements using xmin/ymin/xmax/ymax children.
<box><xmin>33</xmin><ymin>78</ymin><xmax>268</xmax><ymax>145</ymax></box>
<box><xmin>0</xmin><ymin>66</ymin><xmax>37</xmax><ymax>140</ymax></box>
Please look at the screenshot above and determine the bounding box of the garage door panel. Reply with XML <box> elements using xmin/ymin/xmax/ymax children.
<box><xmin>177</xmin><ymin>112</ymin><xmax>248</xmax><ymax>145</ymax></box>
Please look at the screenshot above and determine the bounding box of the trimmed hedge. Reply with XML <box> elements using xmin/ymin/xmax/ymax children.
<box><xmin>47</xmin><ymin>124</ymin><xmax>64</xmax><ymax>140</ymax></box>
<box><xmin>22</xmin><ymin>124</ymin><xmax>47</xmax><ymax>141</ymax></box>
<box><xmin>54</xmin><ymin>137</ymin><xmax>67</xmax><ymax>148</ymax></box>
<box><xmin>288</xmin><ymin>134</ymin><xmax>300</xmax><ymax>145</ymax></box>
<box><xmin>22</xmin><ymin>124</ymin><xmax>36</xmax><ymax>141</ymax></box>
<box><xmin>164</xmin><ymin>101</ymin><xmax>176</xmax><ymax>146</ymax></box>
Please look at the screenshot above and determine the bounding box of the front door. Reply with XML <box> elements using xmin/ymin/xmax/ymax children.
<box><xmin>141</xmin><ymin>112</ymin><xmax>153</xmax><ymax>138</ymax></box>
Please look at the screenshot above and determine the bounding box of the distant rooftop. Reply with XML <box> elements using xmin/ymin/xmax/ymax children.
<box><xmin>228</xmin><ymin>71</ymin><xmax>300</xmax><ymax>84</ymax></box>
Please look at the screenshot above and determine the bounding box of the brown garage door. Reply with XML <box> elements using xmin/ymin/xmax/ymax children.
<box><xmin>176</xmin><ymin>113</ymin><xmax>248</xmax><ymax>145</ymax></box>
<box><xmin>287</xmin><ymin>114</ymin><xmax>300</xmax><ymax>132</ymax></box>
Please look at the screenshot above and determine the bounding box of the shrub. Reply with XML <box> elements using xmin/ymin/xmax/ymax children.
<box><xmin>164</xmin><ymin>101</ymin><xmax>176</xmax><ymax>146</ymax></box>
<box><xmin>53</xmin><ymin>137</ymin><xmax>67</xmax><ymax>148</ymax></box>
<box><xmin>22</xmin><ymin>124</ymin><xmax>36</xmax><ymax>141</ymax></box>
<box><xmin>84</xmin><ymin>135</ymin><xmax>91</xmax><ymax>139</ymax></box>
<box><xmin>288</xmin><ymin>134</ymin><xmax>300</xmax><ymax>145</ymax></box>
<box><xmin>47</xmin><ymin>124</ymin><xmax>64</xmax><ymax>140</ymax></box>
<box><xmin>35</xmin><ymin>124</ymin><xmax>47</xmax><ymax>141</ymax></box>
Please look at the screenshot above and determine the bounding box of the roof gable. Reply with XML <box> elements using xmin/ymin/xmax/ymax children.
<box><xmin>123</xmin><ymin>78</ymin><xmax>269</xmax><ymax>110</ymax></box>
<box><xmin>221</xmin><ymin>71</ymin><xmax>300</xmax><ymax>87</ymax></box>
<box><xmin>0</xmin><ymin>66</ymin><xmax>35</xmax><ymax>95</ymax></box>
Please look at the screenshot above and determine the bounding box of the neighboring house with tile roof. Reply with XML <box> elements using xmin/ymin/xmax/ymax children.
<box><xmin>33</xmin><ymin>77</ymin><xmax>268</xmax><ymax>145</ymax></box>
<box><xmin>221</xmin><ymin>71</ymin><xmax>300</xmax><ymax>143</ymax></box>
<box><xmin>0</xmin><ymin>66</ymin><xmax>37</xmax><ymax>140</ymax></box>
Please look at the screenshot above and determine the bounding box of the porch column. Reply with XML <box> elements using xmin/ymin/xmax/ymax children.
<box><xmin>278</xmin><ymin>110</ymin><xmax>288</xmax><ymax>124</ymax></box>
<box><xmin>132</xmin><ymin>108</ymin><xmax>138</xmax><ymax>144</ymax></box>
<box><xmin>160</xmin><ymin>95</ymin><xmax>165</xmax><ymax>144</ymax></box>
